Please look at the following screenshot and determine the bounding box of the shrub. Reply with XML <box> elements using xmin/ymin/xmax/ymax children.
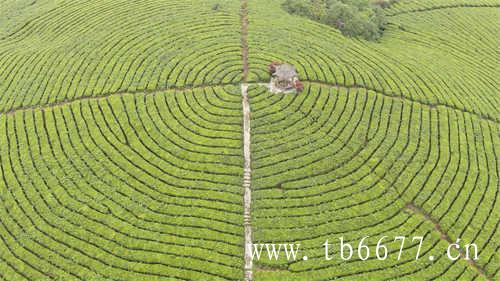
<box><xmin>373</xmin><ymin>0</ymin><xmax>399</xmax><ymax>9</ymax></box>
<box><xmin>282</xmin><ymin>0</ymin><xmax>387</xmax><ymax>41</ymax></box>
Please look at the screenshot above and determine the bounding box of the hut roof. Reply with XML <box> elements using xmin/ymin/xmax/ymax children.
<box><xmin>273</xmin><ymin>64</ymin><xmax>298</xmax><ymax>80</ymax></box>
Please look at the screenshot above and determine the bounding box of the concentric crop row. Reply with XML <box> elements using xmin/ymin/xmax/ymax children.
<box><xmin>0</xmin><ymin>86</ymin><xmax>245</xmax><ymax>280</ymax></box>
<box><xmin>247</xmin><ymin>0</ymin><xmax>499</xmax><ymax>122</ymax></box>
<box><xmin>249</xmin><ymin>84</ymin><xmax>498</xmax><ymax>280</ymax></box>
<box><xmin>0</xmin><ymin>0</ymin><xmax>243</xmax><ymax>112</ymax></box>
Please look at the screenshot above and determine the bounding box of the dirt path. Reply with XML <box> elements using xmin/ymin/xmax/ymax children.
<box><xmin>240</xmin><ymin>0</ymin><xmax>249</xmax><ymax>83</ymax></box>
<box><xmin>241</xmin><ymin>83</ymin><xmax>253</xmax><ymax>281</ymax></box>
<box><xmin>3</xmin><ymin>81</ymin><xmax>496</xmax><ymax>125</ymax></box>
<box><xmin>304</xmin><ymin>81</ymin><xmax>498</xmax><ymax>124</ymax></box>
<box><xmin>0</xmin><ymin>83</ymin><xmax>237</xmax><ymax>116</ymax></box>
<box><xmin>240</xmin><ymin>1</ymin><xmax>253</xmax><ymax>280</ymax></box>
<box><xmin>406</xmin><ymin>203</ymin><xmax>492</xmax><ymax>280</ymax></box>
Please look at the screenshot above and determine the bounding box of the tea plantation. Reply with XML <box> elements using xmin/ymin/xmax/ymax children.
<box><xmin>0</xmin><ymin>0</ymin><xmax>498</xmax><ymax>280</ymax></box>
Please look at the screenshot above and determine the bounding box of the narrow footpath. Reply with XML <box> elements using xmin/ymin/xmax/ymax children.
<box><xmin>241</xmin><ymin>83</ymin><xmax>253</xmax><ymax>281</ymax></box>
<box><xmin>240</xmin><ymin>0</ymin><xmax>253</xmax><ymax>280</ymax></box>
<box><xmin>406</xmin><ymin>203</ymin><xmax>493</xmax><ymax>281</ymax></box>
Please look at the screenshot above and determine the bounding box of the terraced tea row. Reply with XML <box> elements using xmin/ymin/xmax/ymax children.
<box><xmin>0</xmin><ymin>0</ymin><xmax>242</xmax><ymax>112</ymax></box>
<box><xmin>385</xmin><ymin>0</ymin><xmax>500</xmax><ymax>15</ymax></box>
<box><xmin>247</xmin><ymin>0</ymin><xmax>499</xmax><ymax>121</ymax></box>
<box><xmin>0</xmin><ymin>86</ymin><xmax>244</xmax><ymax>280</ymax></box>
<box><xmin>382</xmin><ymin>8</ymin><xmax>499</xmax><ymax>118</ymax></box>
<box><xmin>249</xmin><ymin>84</ymin><xmax>498</xmax><ymax>280</ymax></box>
<box><xmin>0</xmin><ymin>0</ymin><xmax>59</xmax><ymax>39</ymax></box>
<box><xmin>0</xmin><ymin>0</ymin><xmax>498</xmax><ymax>280</ymax></box>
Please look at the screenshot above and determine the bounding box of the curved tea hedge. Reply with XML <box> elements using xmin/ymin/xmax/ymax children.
<box><xmin>0</xmin><ymin>0</ymin><xmax>59</xmax><ymax>39</ymax></box>
<box><xmin>247</xmin><ymin>0</ymin><xmax>499</xmax><ymax>122</ymax></box>
<box><xmin>249</xmin><ymin>84</ymin><xmax>498</xmax><ymax>280</ymax></box>
<box><xmin>0</xmin><ymin>0</ymin><xmax>498</xmax><ymax>280</ymax></box>
<box><xmin>0</xmin><ymin>0</ymin><xmax>242</xmax><ymax>112</ymax></box>
<box><xmin>384</xmin><ymin>0</ymin><xmax>500</xmax><ymax>15</ymax></box>
<box><xmin>0</xmin><ymin>86</ymin><xmax>244</xmax><ymax>280</ymax></box>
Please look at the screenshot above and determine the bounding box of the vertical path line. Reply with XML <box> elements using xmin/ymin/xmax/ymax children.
<box><xmin>241</xmin><ymin>83</ymin><xmax>253</xmax><ymax>281</ymax></box>
<box><xmin>240</xmin><ymin>0</ymin><xmax>252</xmax><ymax>280</ymax></box>
<box><xmin>241</xmin><ymin>0</ymin><xmax>249</xmax><ymax>82</ymax></box>
<box><xmin>240</xmin><ymin>0</ymin><xmax>252</xmax><ymax>279</ymax></box>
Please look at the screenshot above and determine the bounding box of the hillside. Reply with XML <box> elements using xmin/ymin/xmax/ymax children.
<box><xmin>0</xmin><ymin>0</ymin><xmax>498</xmax><ymax>280</ymax></box>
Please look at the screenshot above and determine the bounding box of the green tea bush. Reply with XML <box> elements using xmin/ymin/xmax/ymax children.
<box><xmin>282</xmin><ymin>0</ymin><xmax>387</xmax><ymax>40</ymax></box>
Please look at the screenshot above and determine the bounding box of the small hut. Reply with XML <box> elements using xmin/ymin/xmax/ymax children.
<box><xmin>268</xmin><ymin>62</ymin><xmax>303</xmax><ymax>93</ymax></box>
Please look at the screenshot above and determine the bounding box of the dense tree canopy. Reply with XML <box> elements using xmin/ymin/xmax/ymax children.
<box><xmin>282</xmin><ymin>0</ymin><xmax>388</xmax><ymax>41</ymax></box>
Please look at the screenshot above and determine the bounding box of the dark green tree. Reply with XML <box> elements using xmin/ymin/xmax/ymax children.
<box><xmin>282</xmin><ymin>0</ymin><xmax>387</xmax><ymax>41</ymax></box>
